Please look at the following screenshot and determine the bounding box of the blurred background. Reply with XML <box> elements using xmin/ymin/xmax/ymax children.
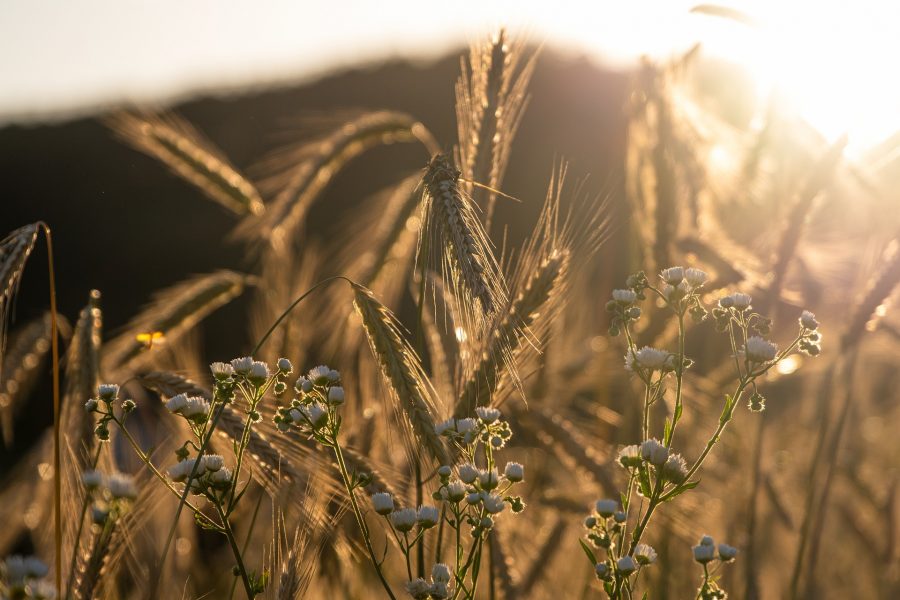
<box><xmin>2</xmin><ymin>1</ymin><xmax>899</xmax><ymax>598</ymax></box>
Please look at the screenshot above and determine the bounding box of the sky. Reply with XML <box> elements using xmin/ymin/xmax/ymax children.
<box><xmin>1</xmin><ymin>0</ymin><xmax>898</xmax><ymax>151</ymax></box>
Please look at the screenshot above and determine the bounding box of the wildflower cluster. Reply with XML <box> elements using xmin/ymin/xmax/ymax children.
<box><xmin>89</xmin><ymin>356</ymin><xmax>294</xmax><ymax>599</ymax></box>
<box><xmin>0</xmin><ymin>555</ymin><xmax>53</xmax><ymax>599</ymax></box>
<box><xmin>81</xmin><ymin>470</ymin><xmax>137</xmax><ymax>526</ymax></box>
<box><xmin>273</xmin><ymin>365</ymin><xmax>344</xmax><ymax>436</ymax></box>
<box><xmin>362</xmin><ymin>407</ymin><xmax>525</xmax><ymax>599</ymax></box>
<box><xmin>691</xmin><ymin>535</ymin><xmax>738</xmax><ymax>599</ymax></box>
<box><xmin>583</xmin><ymin>266</ymin><xmax>820</xmax><ymax>598</ymax></box>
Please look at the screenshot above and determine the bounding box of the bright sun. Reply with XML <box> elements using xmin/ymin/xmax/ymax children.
<box><xmin>691</xmin><ymin>0</ymin><xmax>900</xmax><ymax>154</ymax></box>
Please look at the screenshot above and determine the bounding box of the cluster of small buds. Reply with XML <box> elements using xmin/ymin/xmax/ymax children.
<box><xmin>711</xmin><ymin>292</ymin><xmax>771</xmax><ymax>335</ymax></box>
<box><xmin>661</xmin><ymin>266</ymin><xmax>710</xmax><ymax>321</ymax></box>
<box><xmin>85</xmin><ymin>383</ymin><xmax>134</xmax><ymax>441</ymax></box>
<box><xmin>166</xmin><ymin>454</ymin><xmax>233</xmax><ymax>496</ymax></box>
<box><xmin>435</xmin><ymin>406</ymin><xmax>512</xmax><ymax>450</ymax></box>
<box><xmin>797</xmin><ymin>310</ymin><xmax>822</xmax><ymax>356</ymax></box>
<box><xmin>273</xmin><ymin>365</ymin><xmax>342</xmax><ymax>434</ymax></box>
<box><xmin>1</xmin><ymin>555</ymin><xmax>54</xmax><ymax>599</ymax></box>
<box><xmin>405</xmin><ymin>563</ymin><xmax>453</xmax><ymax>599</ymax></box>
<box><xmin>80</xmin><ymin>469</ymin><xmax>137</xmax><ymax>527</ymax></box>
<box><xmin>617</xmin><ymin>440</ymin><xmax>689</xmax><ymax>486</ymax></box>
<box><xmin>585</xmin><ymin>498</ymin><xmax>626</xmax><ymax>553</ymax></box>
<box><xmin>693</xmin><ymin>535</ymin><xmax>738</xmax><ymax>599</ymax></box>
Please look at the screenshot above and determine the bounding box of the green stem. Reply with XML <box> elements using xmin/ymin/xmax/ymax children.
<box><xmin>332</xmin><ymin>441</ymin><xmax>398</xmax><ymax>600</ymax></box>
<box><xmin>213</xmin><ymin>502</ymin><xmax>255</xmax><ymax>599</ymax></box>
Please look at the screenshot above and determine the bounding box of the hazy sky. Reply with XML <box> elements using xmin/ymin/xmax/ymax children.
<box><xmin>1</xmin><ymin>1</ymin><xmax>897</xmax><ymax>149</ymax></box>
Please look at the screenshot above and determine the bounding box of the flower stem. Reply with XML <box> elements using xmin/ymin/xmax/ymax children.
<box><xmin>213</xmin><ymin>502</ymin><xmax>255</xmax><ymax>598</ymax></box>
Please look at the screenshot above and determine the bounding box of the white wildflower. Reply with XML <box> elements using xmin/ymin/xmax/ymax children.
<box><xmin>595</xmin><ymin>499</ymin><xmax>618</xmax><ymax>518</ymax></box>
<box><xmin>594</xmin><ymin>562</ymin><xmax>610</xmax><ymax>579</ymax></box>
<box><xmin>230</xmin><ymin>356</ymin><xmax>254</xmax><ymax>375</ymax></box>
<box><xmin>475</xmin><ymin>406</ymin><xmax>501</xmax><ymax>423</ymax></box>
<box><xmin>276</xmin><ymin>357</ymin><xmax>293</xmax><ymax>373</ymax></box>
<box><xmin>618</xmin><ymin>444</ymin><xmax>642</xmax><ymax>468</ymax></box>
<box><xmin>210</xmin><ymin>362</ymin><xmax>234</xmax><ymax>379</ymax></box>
<box><xmin>307</xmin><ymin>365</ymin><xmax>332</xmax><ymax>385</ymax></box>
<box><xmin>458</xmin><ymin>463</ymin><xmax>478</xmax><ymax>484</ymax></box>
<box><xmin>478</xmin><ymin>468</ymin><xmax>500</xmax><ymax>490</ymax></box>
<box><xmin>371</xmin><ymin>492</ymin><xmax>394</xmax><ymax>515</ymax></box>
<box><xmin>405</xmin><ymin>578</ymin><xmax>431</xmax><ymax>599</ymax></box>
<box><xmin>327</xmin><ymin>386</ymin><xmax>345</xmax><ymax>406</ymax></box>
<box><xmin>201</xmin><ymin>454</ymin><xmax>224</xmax><ymax>472</ymax></box>
<box><xmin>416</xmin><ymin>505</ymin><xmax>440</xmax><ymax>528</ymax></box>
<box><xmin>391</xmin><ymin>507</ymin><xmax>417</xmax><ymax>532</ymax></box>
<box><xmin>482</xmin><ymin>494</ymin><xmax>506</xmax><ymax>514</ymax></box>
<box><xmin>693</xmin><ymin>541</ymin><xmax>717</xmax><ymax>563</ymax></box>
<box><xmin>181</xmin><ymin>396</ymin><xmax>210</xmax><ymax>420</ymax></box>
<box><xmin>640</xmin><ymin>438</ymin><xmax>669</xmax><ymax>466</ymax></box>
<box><xmin>432</xmin><ymin>563</ymin><xmax>451</xmax><ymax>584</ymax></box>
<box><xmin>612</xmin><ymin>288</ymin><xmax>637</xmax><ymax>304</ymax></box>
<box><xmin>167</xmin><ymin>459</ymin><xmax>205</xmax><ymax>483</ymax></box>
<box><xmin>445</xmin><ymin>480</ymin><xmax>467</xmax><ymax>502</ymax></box>
<box><xmin>165</xmin><ymin>394</ymin><xmax>188</xmax><ymax>413</ymax></box>
<box><xmin>662</xmin><ymin>280</ymin><xmax>690</xmax><ymax>302</ymax></box>
<box><xmin>301</xmin><ymin>402</ymin><xmax>328</xmax><ymax>428</ymax></box>
<box><xmin>626</xmin><ymin>347</ymin><xmax>671</xmax><ymax>371</ymax></box>
<box><xmin>662</xmin><ymin>453</ymin><xmax>688</xmax><ymax>484</ymax></box>
<box><xmin>430</xmin><ymin>581</ymin><xmax>450</xmax><ymax>599</ymax></box>
<box><xmin>209</xmin><ymin>468</ymin><xmax>233</xmax><ymax>486</ymax></box>
<box><xmin>466</xmin><ymin>492</ymin><xmax>483</xmax><ymax>505</ymax></box>
<box><xmin>744</xmin><ymin>336</ymin><xmax>778</xmax><ymax>363</ymax></box>
<box><xmin>84</xmin><ymin>398</ymin><xmax>98</xmax><ymax>412</ymax></box>
<box><xmin>684</xmin><ymin>267</ymin><xmax>708</xmax><ymax>288</ymax></box>
<box><xmin>106</xmin><ymin>472</ymin><xmax>137</xmax><ymax>500</ymax></box>
<box><xmin>504</xmin><ymin>462</ymin><xmax>524</xmax><ymax>482</ymax></box>
<box><xmin>722</xmin><ymin>292</ymin><xmax>752</xmax><ymax>310</ymax></box>
<box><xmin>97</xmin><ymin>384</ymin><xmax>119</xmax><ymax>401</ymax></box>
<box><xmin>634</xmin><ymin>543</ymin><xmax>657</xmax><ymax>565</ymax></box>
<box><xmin>616</xmin><ymin>555</ymin><xmax>637</xmax><ymax>575</ymax></box>
<box><xmin>248</xmin><ymin>361</ymin><xmax>270</xmax><ymax>382</ymax></box>
<box><xmin>660</xmin><ymin>266</ymin><xmax>684</xmax><ymax>285</ymax></box>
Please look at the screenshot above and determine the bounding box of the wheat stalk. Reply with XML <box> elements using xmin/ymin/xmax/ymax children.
<box><xmin>62</xmin><ymin>291</ymin><xmax>103</xmax><ymax>464</ymax></box>
<box><xmin>108</xmin><ymin>112</ymin><xmax>265</xmax><ymax>216</ymax></box>
<box><xmin>102</xmin><ymin>270</ymin><xmax>248</xmax><ymax>374</ymax></box>
<box><xmin>240</xmin><ymin>111</ymin><xmax>438</xmax><ymax>251</ymax></box>
<box><xmin>0</xmin><ymin>224</ymin><xmax>40</xmax><ymax>370</ymax></box>
<box><xmin>351</xmin><ymin>281</ymin><xmax>449</xmax><ymax>466</ymax></box>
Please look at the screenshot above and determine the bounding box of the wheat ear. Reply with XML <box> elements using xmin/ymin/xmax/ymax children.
<box><xmin>108</xmin><ymin>112</ymin><xmax>264</xmax><ymax>216</ymax></box>
<box><xmin>62</xmin><ymin>291</ymin><xmax>103</xmax><ymax>463</ymax></box>
<box><xmin>351</xmin><ymin>282</ymin><xmax>449</xmax><ymax>465</ymax></box>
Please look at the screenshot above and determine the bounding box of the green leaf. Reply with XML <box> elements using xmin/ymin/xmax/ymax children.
<box><xmin>719</xmin><ymin>394</ymin><xmax>734</xmax><ymax>425</ymax></box>
<box><xmin>663</xmin><ymin>417</ymin><xmax>672</xmax><ymax>445</ymax></box>
<box><xmin>638</xmin><ymin>465</ymin><xmax>653</xmax><ymax>498</ymax></box>
<box><xmin>579</xmin><ymin>539</ymin><xmax>598</xmax><ymax>566</ymax></box>
<box><xmin>665</xmin><ymin>479</ymin><xmax>700</xmax><ymax>501</ymax></box>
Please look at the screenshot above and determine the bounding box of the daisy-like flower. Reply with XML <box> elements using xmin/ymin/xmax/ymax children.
<box><xmin>640</xmin><ymin>438</ymin><xmax>669</xmax><ymax>466</ymax></box>
<box><xmin>201</xmin><ymin>454</ymin><xmax>224</xmax><ymax>472</ymax></box>
<box><xmin>634</xmin><ymin>543</ymin><xmax>658</xmax><ymax>565</ymax></box>
<box><xmin>405</xmin><ymin>578</ymin><xmax>431</xmax><ymax>599</ymax></box>
<box><xmin>371</xmin><ymin>492</ymin><xmax>394</xmax><ymax>515</ymax></box>
<box><xmin>626</xmin><ymin>347</ymin><xmax>672</xmax><ymax>372</ymax></box>
<box><xmin>307</xmin><ymin>365</ymin><xmax>332</xmax><ymax>385</ymax></box>
<box><xmin>662</xmin><ymin>453</ymin><xmax>689</xmax><ymax>484</ymax></box>
<box><xmin>595</xmin><ymin>499</ymin><xmax>618</xmax><ymax>517</ymax></box>
<box><xmin>416</xmin><ymin>505</ymin><xmax>440</xmax><ymax>528</ymax></box>
<box><xmin>718</xmin><ymin>543</ymin><xmax>739</xmax><ymax>561</ymax></box>
<box><xmin>327</xmin><ymin>386</ymin><xmax>345</xmax><ymax>406</ymax></box>
<box><xmin>721</xmin><ymin>292</ymin><xmax>752</xmax><ymax>310</ymax></box>
<box><xmin>276</xmin><ymin>357</ymin><xmax>293</xmax><ymax>373</ymax></box>
<box><xmin>248</xmin><ymin>361</ymin><xmax>270</xmax><ymax>383</ymax></box>
<box><xmin>660</xmin><ymin>266</ymin><xmax>685</xmax><ymax>285</ymax></box>
<box><xmin>181</xmin><ymin>397</ymin><xmax>210</xmax><ymax>420</ymax></box>
<box><xmin>504</xmin><ymin>462</ymin><xmax>524</xmax><ymax>482</ymax></box>
<box><xmin>618</xmin><ymin>444</ymin><xmax>643</xmax><ymax>469</ymax></box>
<box><xmin>482</xmin><ymin>494</ymin><xmax>506</xmax><ymax>514</ymax></box>
<box><xmin>616</xmin><ymin>555</ymin><xmax>637</xmax><ymax>575</ymax></box>
<box><xmin>165</xmin><ymin>394</ymin><xmax>188</xmax><ymax>413</ymax></box>
<box><xmin>458</xmin><ymin>463</ymin><xmax>479</xmax><ymax>484</ymax></box>
<box><xmin>800</xmin><ymin>310</ymin><xmax>819</xmax><ymax>330</ymax></box>
<box><xmin>295</xmin><ymin>377</ymin><xmax>313</xmax><ymax>393</ymax></box>
<box><xmin>744</xmin><ymin>336</ymin><xmax>778</xmax><ymax>363</ymax></box>
<box><xmin>612</xmin><ymin>289</ymin><xmax>637</xmax><ymax>304</ymax></box>
<box><xmin>475</xmin><ymin>406</ymin><xmax>501</xmax><ymax>423</ymax></box>
<box><xmin>167</xmin><ymin>459</ymin><xmax>205</xmax><ymax>483</ymax></box>
<box><xmin>444</xmin><ymin>480</ymin><xmax>467</xmax><ymax>502</ymax></box>
<box><xmin>230</xmin><ymin>356</ymin><xmax>254</xmax><ymax>375</ymax></box>
<box><xmin>693</xmin><ymin>539</ymin><xmax>717</xmax><ymax>563</ymax></box>
<box><xmin>390</xmin><ymin>507</ymin><xmax>417</xmax><ymax>532</ymax></box>
<box><xmin>466</xmin><ymin>492</ymin><xmax>483</xmax><ymax>505</ymax></box>
<box><xmin>432</xmin><ymin>563</ymin><xmax>451</xmax><ymax>584</ymax></box>
<box><xmin>210</xmin><ymin>362</ymin><xmax>234</xmax><ymax>379</ymax></box>
<box><xmin>684</xmin><ymin>267</ymin><xmax>708</xmax><ymax>288</ymax></box>
<box><xmin>106</xmin><ymin>472</ymin><xmax>137</xmax><ymax>500</ymax></box>
<box><xmin>301</xmin><ymin>402</ymin><xmax>328</xmax><ymax>428</ymax></box>
<box><xmin>97</xmin><ymin>384</ymin><xmax>119</xmax><ymax>401</ymax></box>
<box><xmin>478</xmin><ymin>468</ymin><xmax>500</xmax><ymax>490</ymax></box>
<box><xmin>209</xmin><ymin>468</ymin><xmax>233</xmax><ymax>487</ymax></box>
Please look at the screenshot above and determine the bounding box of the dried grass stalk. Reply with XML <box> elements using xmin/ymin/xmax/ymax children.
<box><xmin>0</xmin><ymin>223</ymin><xmax>40</xmax><ymax>366</ymax></box>
<box><xmin>108</xmin><ymin>112</ymin><xmax>264</xmax><ymax>216</ymax></box>
<box><xmin>351</xmin><ymin>282</ymin><xmax>449</xmax><ymax>465</ymax></box>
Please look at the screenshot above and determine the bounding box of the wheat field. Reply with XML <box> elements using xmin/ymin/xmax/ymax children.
<box><xmin>1</xmin><ymin>27</ymin><xmax>899</xmax><ymax>600</ymax></box>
